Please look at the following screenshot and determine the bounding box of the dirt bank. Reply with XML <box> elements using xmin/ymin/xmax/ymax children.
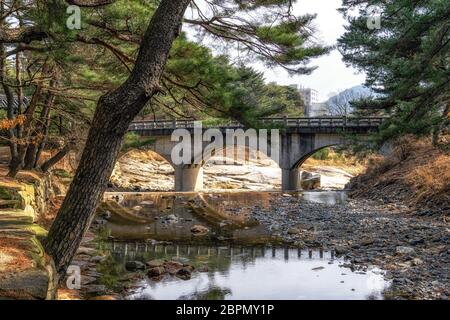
<box><xmin>347</xmin><ymin>137</ymin><xmax>449</xmax><ymax>216</ymax></box>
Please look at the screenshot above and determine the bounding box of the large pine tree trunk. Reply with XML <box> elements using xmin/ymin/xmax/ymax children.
<box><xmin>44</xmin><ymin>0</ymin><xmax>191</xmax><ymax>277</ymax></box>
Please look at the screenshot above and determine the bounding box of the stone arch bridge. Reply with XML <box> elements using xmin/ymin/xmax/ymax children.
<box><xmin>128</xmin><ymin>117</ymin><xmax>384</xmax><ymax>191</ymax></box>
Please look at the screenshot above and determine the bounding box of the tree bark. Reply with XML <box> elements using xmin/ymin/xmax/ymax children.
<box><xmin>7</xmin><ymin>63</ymin><xmax>48</xmax><ymax>176</ymax></box>
<box><xmin>23</xmin><ymin>89</ymin><xmax>55</xmax><ymax>169</ymax></box>
<box><xmin>34</xmin><ymin>95</ymin><xmax>55</xmax><ymax>168</ymax></box>
<box><xmin>44</xmin><ymin>0</ymin><xmax>191</xmax><ymax>277</ymax></box>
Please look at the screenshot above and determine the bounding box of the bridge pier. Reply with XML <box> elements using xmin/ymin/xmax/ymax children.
<box><xmin>281</xmin><ymin>168</ymin><xmax>301</xmax><ymax>191</ymax></box>
<box><xmin>174</xmin><ymin>166</ymin><xmax>203</xmax><ymax>192</ymax></box>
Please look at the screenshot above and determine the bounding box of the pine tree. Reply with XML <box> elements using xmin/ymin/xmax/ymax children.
<box><xmin>338</xmin><ymin>0</ymin><xmax>450</xmax><ymax>143</ymax></box>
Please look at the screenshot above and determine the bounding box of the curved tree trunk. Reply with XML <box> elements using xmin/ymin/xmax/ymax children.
<box><xmin>40</xmin><ymin>142</ymin><xmax>74</xmax><ymax>173</ymax></box>
<box><xmin>44</xmin><ymin>0</ymin><xmax>191</xmax><ymax>277</ymax></box>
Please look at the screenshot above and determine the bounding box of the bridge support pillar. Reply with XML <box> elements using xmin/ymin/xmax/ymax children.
<box><xmin>281</xmin><ymin>168</ymin><xmax>301</xmax><ymax>191</ymax></box>
<box><xmin>174</xmin><ymin>166</ymin><xmax>203</xmax><ymax>192</ymax></box>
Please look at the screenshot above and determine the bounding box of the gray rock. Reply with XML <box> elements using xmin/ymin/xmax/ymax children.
<box><xmin>125</xmin><ymin>260</ymin><xmax>145</xmax><ymax>271</ymax></box>
<box><xmin>396</xmin><ymin>246</ymin><xmax>415</xmax><ymax>255</ymax></box>
<box><xmin>85</xmin><ymin>284</ymin><xmax>107</xmax><ymax>294</ymax></box>
<box><xmin>90</xmin><ymin>255</ymin><xmax>106</xmax><ymax>263</ymax></box>
<box><xmin>301</xmin><ymin>175</ymin><xmax>321</xmax><ymax>190</ymax></box>
<box><xmin>190</xmin><ymin>225</ymin><xmax>209</xmax><ymax>236</ymax></box>
<box><xmin>146</xmin><ymin>259</ymin><xmax>164</xmax><ymax>268</ymax></box>
<box><xmin>287</xmin><ymin>227</ymin><xmax>301</xmax><ymax>235</ymax></box>
<box><xmin>77</xmin><ymin>247</ymin><xmax>97</xmax><ymax>255</ymax></box>
<box><xmin>165</xmin><ymin>214</ymin><xmax>178</xmax><ymax>223</ymax></box>
<box><xmin>334</xmin><ymin>246</ymin><xmax>348</xmax><ymax>255</ymax></box>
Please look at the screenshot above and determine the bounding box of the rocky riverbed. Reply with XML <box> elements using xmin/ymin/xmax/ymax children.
<box><xmin>252</xmin><ymin>195</ymin><xmax>449</xmax><ymax>300</ymax></box>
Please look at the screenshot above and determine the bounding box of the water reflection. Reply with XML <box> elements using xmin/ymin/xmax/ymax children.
<box><xmin>102</xmin><ymin>242</ymin><xmax>389</xmax><ymax>300</ymax></box>
<box><xmin>100</xmin><ymin>191</ymin><xmax>348</xmax><ymax>242</ymax></box>
<box><xmin>96</xmin><ymin>191</ymin><xmax>390</xmax><ymax>300</ymax></box>
<box><xmin>301</xmin><ymin>191</ymin><xmax>348</xmax><ymax>205</ymax></box>
<box><xmin>101</xmin><ymin>192</ymin><xmax>279</xmax><ymax>243</ymax></box>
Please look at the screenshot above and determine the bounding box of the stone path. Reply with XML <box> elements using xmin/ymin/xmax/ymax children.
<box><xmin>0</xmin><ymin>176</ymin><xmax>55</xmax><ymax>299</ymax></box>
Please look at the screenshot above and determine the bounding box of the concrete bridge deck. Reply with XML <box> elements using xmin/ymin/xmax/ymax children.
<box><xmin>129</xmin><ymin>116</ymin><xmax>384</xmax><ymax>135</ymax></box>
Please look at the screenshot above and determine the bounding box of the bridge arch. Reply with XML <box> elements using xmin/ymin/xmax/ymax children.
<box><xmin>128</xmin><ymin>117</ymin><xmax>383</xmax><ymax>191</ymax></box>
<box><xmin>291</xmin><ymin>145</ymin><xmax>337</xmax><ymax>169</ymax></box>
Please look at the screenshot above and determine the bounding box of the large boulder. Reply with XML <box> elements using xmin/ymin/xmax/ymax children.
<box><xmin>147</xmin><ymin>266</ymin><xmax>165</xmax><ymax>278</ymax></box>
<box><xmin>301</xmin><ymin>175</ymin><xmax>321</xmax><ymax>190</ymax></box>
<box><xmin>146</xmin><ymin>259</ymin><xmax>164</xmax><ymax>268</ymax></box>
<box><xmin>163</xmin><ymin>261</ymin><xmax>184</xmax><ymax>275</ymax></box>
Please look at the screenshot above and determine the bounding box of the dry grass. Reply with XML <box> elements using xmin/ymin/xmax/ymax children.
<box><xmin>349</xmin><ymin>135</ymin><xmax>450</xmax><ymax>215</ymax></box>
<box><xmin>118</xmin><ymin>149</ymin><xmax>168</xmax><ymax>163</ymax></box>
<box><xmin>406</xmin><ymin>150</ymin><xmax>450</xmax><ymax>205</ymax></box>
<box><xmin>303</xmin><ymin>150</ymin><xmax>367</xmax><ymax>175</ymax></box>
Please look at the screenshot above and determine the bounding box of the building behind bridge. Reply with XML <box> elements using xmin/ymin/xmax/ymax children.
<box><xmin>293</xmin><ymin>86</ymin><xmax>329</xmax><ymax>117</ymax></box>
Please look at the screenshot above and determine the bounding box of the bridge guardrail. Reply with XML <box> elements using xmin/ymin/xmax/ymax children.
<box><xmin>128</xmin><ymin>117</ymin><xmax>386</xmax><ymax>131</ymax></box>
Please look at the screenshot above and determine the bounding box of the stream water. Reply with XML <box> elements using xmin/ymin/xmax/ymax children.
<box><xmin>96</xmin><ymin>191</ymin><xmax>391</xmax><ymax>300</ymax></box>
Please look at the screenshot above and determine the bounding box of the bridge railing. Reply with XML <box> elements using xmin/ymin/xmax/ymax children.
<box><xmin>128</xmin><ymin>117</ymin><xmax>386</xmax><ymax>131</ymax></box>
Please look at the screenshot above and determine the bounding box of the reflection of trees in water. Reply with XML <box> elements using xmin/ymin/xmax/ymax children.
<box><xmin>103</xmin><ymin>192</ymin><xmax>273</xmax><ymax>229</ymax></box>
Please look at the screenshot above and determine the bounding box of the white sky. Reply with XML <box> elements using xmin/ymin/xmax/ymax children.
<box><xmin>254</xmin><ymin>0</ymin><xmax>366</xmax><ymax>102</ymax></box>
